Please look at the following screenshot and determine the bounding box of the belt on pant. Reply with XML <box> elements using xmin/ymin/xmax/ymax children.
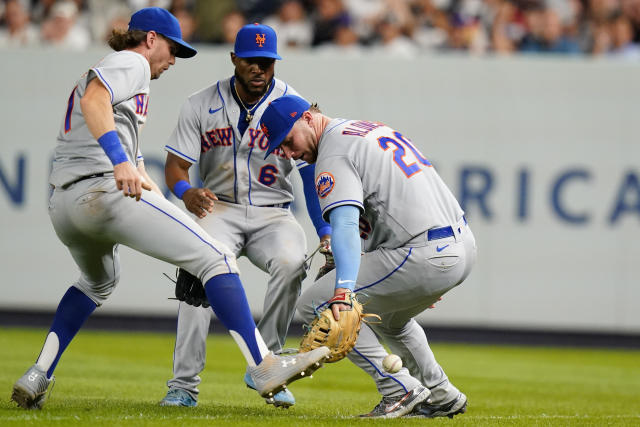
<box><xmin>427</xmin><ymin>216</ymin><xmax>467</xmax><ymax>241</ymax></box>
<box><xmin>263</xmin><ymin>202</ymin><xmax>291</xmax><ymax>209</ymax></box>
<box><xmin>62</xmin><ymin>173</ymin><xmax>105</xmax><ymax>189</ymax></box>
<box><xmin>217</xmin><ymin>197</ymin><xmax>290</xmax><ymax>209</ymax></box>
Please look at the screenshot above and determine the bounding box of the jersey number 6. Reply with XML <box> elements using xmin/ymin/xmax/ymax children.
<box><xmin>258</xmin><ymin>164</ymin><xmax>279</xmax><ymax>186</ymax></box>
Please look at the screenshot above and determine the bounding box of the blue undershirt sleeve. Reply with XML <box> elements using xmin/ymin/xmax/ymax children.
<box><xmin>299</xmin><ymin>164</ymin><xmax>331</xmax><ymax>238</ymax></box>
<box><xmin>328</xmin><ymin>205</ymin><xmax>361</xmax><ymax>291</ymax></box>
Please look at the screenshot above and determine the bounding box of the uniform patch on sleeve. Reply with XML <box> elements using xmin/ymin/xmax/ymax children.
<box><xmin>315</xmin><ymin>172</ymin><xmax>335</xmax><ymax>199</ymax></box>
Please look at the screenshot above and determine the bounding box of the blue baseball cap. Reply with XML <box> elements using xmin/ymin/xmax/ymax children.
<box><xmin>234</xmin><ymin>23</ymin><xmax>282</xmax><ymax>60</ymax></box>
<box><xmin>261</xmin><ymin>95</ymin><xmax>311</xmax><ymax>159</ymax></box>
<box><xmin>128</xmin><ymin>7</ymin><xmax>197</xmax><ymax>58</ymax></box>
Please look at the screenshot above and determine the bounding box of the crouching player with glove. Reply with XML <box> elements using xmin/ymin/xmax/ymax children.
<box><xmin>260</xmin><ymin>95</ymin><xmax>477</xmax><ymax>419</ymax></box>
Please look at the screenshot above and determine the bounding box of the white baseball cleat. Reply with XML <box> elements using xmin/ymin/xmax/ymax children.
<box><xmin>245</xmin><ymin>346</ymin><xmax>330</xmax><ymax>398</ymax></box>
<box><xmin>11</xmin><ymin>365</ymin><xmax>55</xmax><ymax>410</ymax></box>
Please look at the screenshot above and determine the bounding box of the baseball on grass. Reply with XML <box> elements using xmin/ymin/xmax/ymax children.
<box><xmin>382</xmin><ymin>354</ymin><xmax>402</xmax><ymax>373</ymax></box>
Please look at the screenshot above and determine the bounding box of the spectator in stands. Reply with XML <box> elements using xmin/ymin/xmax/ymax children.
<box><xmin>311</xmin><ymin>0</ymin><xmax>352</xmax><ymax>46</ymax></box>
<box><xmin>445</xmin><ymin>12</ymin><xmax>490</xmax><ymax>54</ymax></box>
<box><xmin>371</xmin><ymin>14</ymin><xmax>418</xmax><ymax>56</ymax></box>
<box><xmin>40</xmin><ymin>0</ymin><xmax>91</xmax><ymax>50</ymax></box>
<box><xmin>264</xmin><ymin>0</ymin><xmax>313</xmax><ymax>49</ymax></box>
<box><xmin>519</xmin><ymin>7</ymin><xmax>581</xmax><ymax>53</ymax></box>
<box><xmin>411</xmin><ymin>0</ymin><xmax>451</xmax><ymax>51</ymax></box>
<box><xmin>192</xmin><ymin>0</ymin><xmax>236</xmax><ymax>43</ymax></box>
<box><xmin>609</xmin><ymin>11</ymin><xmax>640</xmax><ymax>58</ymax></box>
<box><xmin>594</xmin><ymin>11</ymin><xmax>640</xmax><ymax>58</ymax></box>
<box><xmin>0</xmin><ymin>0</ymin><xmax>40</xmax><ymax>47</ymax></box>
<box><xmin>172</xmin><ymin>7</ymin><xmax>196</xmax><ymax>42</ymax></box>
<box><xmin>220</xmin><ymin>10</ymin><xmax>246</xmax><ymax>45</ymax></box>
<box><xmin>30</xmin><ymin>0</ymin><xmax>57</xmax><ymax>24</ymax></box>
<box><xmin>490</xmin><ymin>0</ymin><xmax>528</xmax><ymax>54</ymax></box>
<box><xmin>621</xmin><ymin>0</ymin><xmax>640</xmax><ymax>43</ymax></box>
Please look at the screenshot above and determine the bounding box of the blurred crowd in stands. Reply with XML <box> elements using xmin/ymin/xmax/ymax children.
<box><xmin>1</xmin><ymin>0</ymin><xmax>640</xmax><ymax>59</ymax></box>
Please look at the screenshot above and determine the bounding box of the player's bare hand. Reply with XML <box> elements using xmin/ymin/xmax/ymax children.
<box><xmin>114</xmin><ymin>162</ymin><xmax>148</xmax><ymax>201</ymax></box>
<box><xmin>329</xmin><ymin>287</ymin><xmax>353</xmax><ymax>321</ymax></box>
<box><xmin>183</xmin><ymin>188</ymin><xmax>218</xmax><ymax>218</ymax></box>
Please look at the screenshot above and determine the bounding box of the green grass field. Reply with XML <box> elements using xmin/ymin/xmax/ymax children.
<box><xmin>1</xmin><ymin>327</ymin><xmax>638</xmax><ymax>426</ymax></box>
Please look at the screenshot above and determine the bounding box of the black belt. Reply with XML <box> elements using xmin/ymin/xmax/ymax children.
<box><xmin>217</xmin><ymin>197</ymin><xmax>290</xmax><ymax>209</ymax></box>
<box><xmin>427</xmin><ymin>216</ymin><xmax>467</xmax><ymax>241</ymax></box>
<box><xmin>63</xmin><ymin>173</ymin><xmax>105</xmax><ymax>188</ymax></box>
<box><xmin>264</xmin><ymin>202</ymin><xmax>291</xmax><ymax>209</ymax></box>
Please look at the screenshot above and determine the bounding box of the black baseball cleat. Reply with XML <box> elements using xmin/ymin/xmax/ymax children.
<box><xmin>409</xmin><ymin>392</ymin><xmax>467</xmax><ymax>418</ymax></box>
<box><xmin>359</xmin><ymin>385</ymin><xmax>430</xmax><ymax>419</ymax></box>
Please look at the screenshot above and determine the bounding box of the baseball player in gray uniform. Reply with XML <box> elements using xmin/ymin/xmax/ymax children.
<box><xmin>159</xmin><ymin>24</ymin><xmax>331</xmax><ymax>409</ymax></box>
<box><xmin>10</xmin><ymin>10</ymin><xmax>329</xmax><ymax>410</ymax></box>
<box><xmin>259</xmin><ymin>95</ymin><xmax>477</xmax><ymax>419</ymax></box>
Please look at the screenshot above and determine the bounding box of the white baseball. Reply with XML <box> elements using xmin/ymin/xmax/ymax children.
<box><xmin>382</xmin><ymin>354</ymin><xmax>402</xmax><ymax>374</ymax></box>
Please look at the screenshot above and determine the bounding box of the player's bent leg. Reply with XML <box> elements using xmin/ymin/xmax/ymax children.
<box><xmin>375</xmin><ymin>317</ymin><xmax>461</xmax><ymax>404</ymax></box>
<box><xmin>12</xmin><ymin>286</ymin><xmax>97</xmax><ymax>409</ymax></box>
<box><xmin>246</xmin><ymin>210</ymin><xmax>307</xmax><ymax>352</ymax></box>
<box><xmin>257</xmin><ymin>256</ymin><xmax>305</xmax><ymax>352</ymax></box>
<box><xmin>161</xmin><ymin>302</ymin><xmax>212</xmax><ymax>406</ymax></box>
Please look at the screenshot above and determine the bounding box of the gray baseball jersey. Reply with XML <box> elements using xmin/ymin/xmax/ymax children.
<box><xmin>298</xmin><ymin>118</ymin><xmax>476</xmax><ymax>406</ymax></box>
<box><xmin>48</xmin><ymin>49</ymin><xmax>238</xmax><ymax>307</ymax></box>
<box><xmin>165</xmin><ymin>77</ymin><xmax>303</xmax><ymax>205</ymax></box>
<box><xmin>314</xmin><ymin>119</ymin><xmax>464</xmax><ymax>250</ymax></box>
<box><xmin>163</xmin><ymin>78</ymin><xmax>319</xmax><ymax>398</ymax></box>
<box><xmin>50</xmin><ymin>50</ymin><xmax>148</xmax><ymax>188</ymax></box>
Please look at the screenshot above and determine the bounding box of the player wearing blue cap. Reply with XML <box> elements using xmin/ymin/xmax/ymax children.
<box><xmin>259</xmin><ymin>95</ymin><xmax>477</xmax><ymax>419</ymax></box>
<box><xmin>158</xmin><ymin>23</ymin><xmax>332</xmax><ymax>409</ymax></box>
<box><xmin>10</xmin><ymin>10</ymin><xmax>329</xmax><ymax>410</ymax></box>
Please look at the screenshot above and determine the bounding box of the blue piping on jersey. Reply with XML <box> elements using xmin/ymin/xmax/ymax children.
<box><xmin>165</xmin><ymin>145</ymin><xmax>197</xmax><ymax>163</ymax></box>
<box><xmin>229</xmin><ymin>77</ymin><xmax>277</xmax><ymax>205</ymax></box>
<box><xmin>93</xmin><ymin>68</ymin><xmax>114</xmax><ymax>103</ymax></box>
<box><xmin>324</xmin><ymin>119</ymin><xmax>350</xmax><ymax>135</ymax></box>
<box><xmin>140</xmin><ymin>197</ymin><xmax>234</xmax><ymax>272</ymax></box>
<box><xmin>246</xmin><ymin>81</ymin><xmax>277</xmax><ymax>205</ymax></box>
<box><xmin>352</xmin><ymin>348</ymin><xmax>409</xmax><ymax>394</ymax></box>
<box><xmin>247</xmin><ymin>143</ymin><xmax>255</xmax><ymax>205</ymax></box>
<box><xmin>315</xmin><ymin>248</ymin><xmax>413</xmax><ymax>312</ymax></box>
<box><xmin>216</xmin><ymin>80</ymin><xmax>238</xmax><ymax>203</ymax></box>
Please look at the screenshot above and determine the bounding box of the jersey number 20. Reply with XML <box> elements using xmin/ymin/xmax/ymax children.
<box><xmin>377</xmin><ymin>131</ymin><xmax>431</xmax><ymax>178</ymax></box>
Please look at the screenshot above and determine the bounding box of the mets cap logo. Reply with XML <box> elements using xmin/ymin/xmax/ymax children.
<box><xmin>315</xmin><ymin>172</ymin><xmax>335</xmax><ymax>199</ymax></box>
<box><xmin>256</xmin><ymin>33</ymin><xmax>266</xmax><ymax>47</ymax></box>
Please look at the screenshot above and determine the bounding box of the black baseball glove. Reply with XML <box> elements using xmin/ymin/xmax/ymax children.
<box><xmin>172</xmin><ymin>268</ymin><xmax>210</xmax><ymax>308</ymax></box>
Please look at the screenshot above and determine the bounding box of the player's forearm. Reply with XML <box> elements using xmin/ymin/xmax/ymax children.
<box><xmin>328</xmin><ymin>205</ymin><xmax>361</xmax><ymax>291</ymax></box>
<box><xmin>299</xmin><ymin>164</ymin><xmax>331</xmax><ymax>237</ymax></box>
<box><xmin>165</xmin><ymin>154</ymin><xmax>191</xmax><ymax>194</ymax></box>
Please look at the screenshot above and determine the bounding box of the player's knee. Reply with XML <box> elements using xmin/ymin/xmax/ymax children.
<box><xmin>74</xmin><ymin>276</ymin><xmax>119</xmax><ymax>306</ymax></box>
<box><xmin>269</xmin><ymin>254</ymin><xmax>306</xmax><ymax>278</ymax></box>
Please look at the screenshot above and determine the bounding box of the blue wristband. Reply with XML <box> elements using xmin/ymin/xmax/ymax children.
<box><xmin>173</xmin><ymin>180</ymin><xmax>192</xmax><ymax>199</ymax></box>
<box><xmin>97</xmin><ymin>130</ymin><xmax>128</xmax><ymax>166</ymax></box>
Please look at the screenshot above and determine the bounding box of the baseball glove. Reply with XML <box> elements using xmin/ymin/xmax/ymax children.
<box><xmin>299</xmin><ymin>292</ymin><xmax>380</xmax><ymax>362</ymax></box>
<box><xmin>315</xmin><ymin>238</ymin><xmax>335</xmax><ymax>280</ymax></box>
<box><xmin>168</xmin><ymin>268</ymin><xmax>210</xmax><ymax>308</ymax></box>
